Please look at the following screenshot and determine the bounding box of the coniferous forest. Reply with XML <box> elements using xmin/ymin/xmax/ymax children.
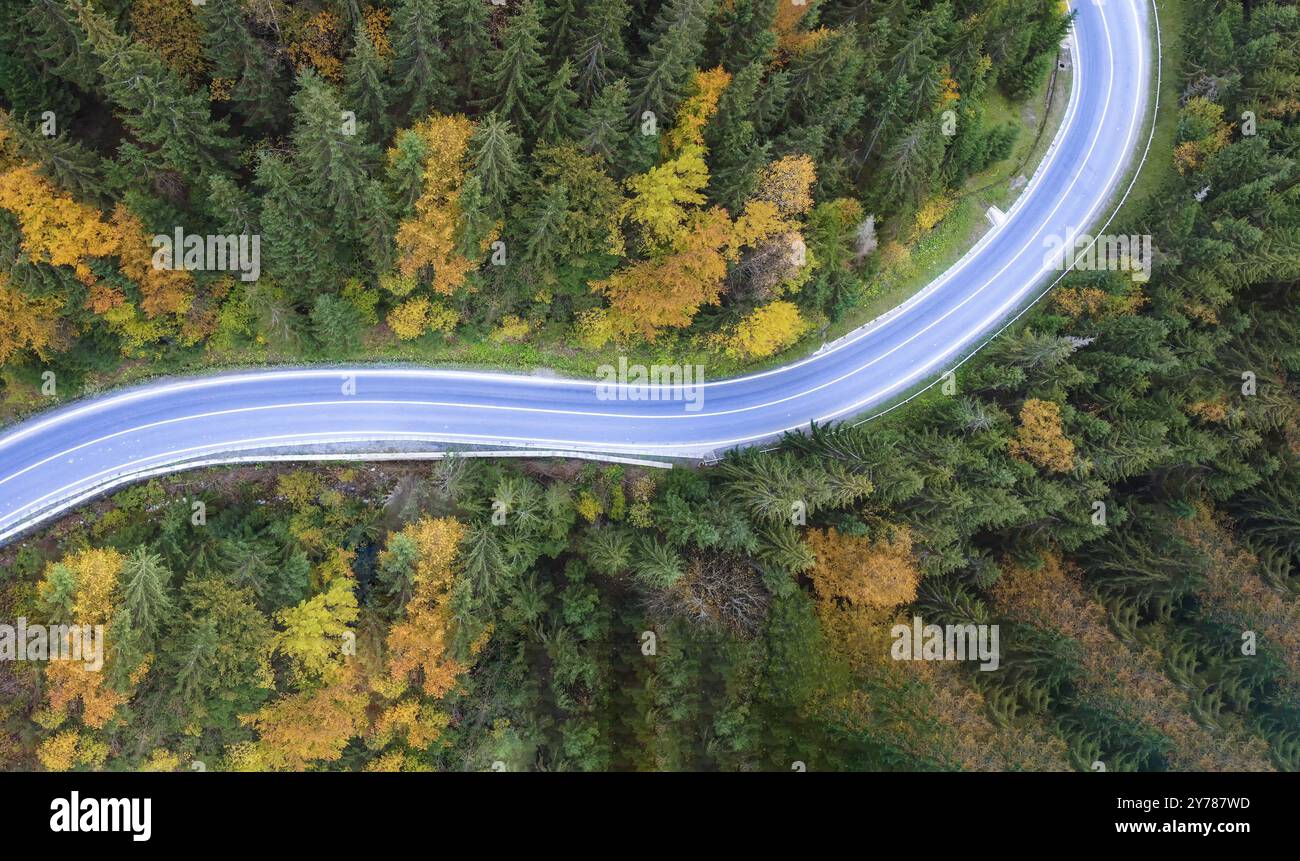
<box><xmin>1</xmin><ymin>0</ymin><xmax>1299</xmax><ymax>774</ymax></box>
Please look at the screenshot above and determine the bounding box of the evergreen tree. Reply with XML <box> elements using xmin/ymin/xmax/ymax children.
<box><xmin>345</xmin><ymin>24</ymin><xmax>390</xmax><ymax>143</ymax></box>
<box><xmin>704</xmin><ymin>61</ymin><xmax>769</xmax><ymax>210</ymax></box>
<box><xmin>23</xmin><ymin>0</ymin><xmax>98</xmax><ymax>91</ymax></box>
<box><xmin>483</xmin><ymin>0</ymin><xmax>547</xmax><ymax>135</ymax></box>
<box><xmin>573</xmin><ymin>0</ymin><xmax>630</xmax><ymax>100</ymax></box>
<box><xmin>75</xmin><ymin>1</ymin><xmax>233</xmax><ymax>179</ymax></box>
<box><xmin>443</xmin><ymin>0</ymin><xmax>494</xmax><ymax>107</ymax></box>
<box><xmin>197</xmin><ymin>0</ymin><xmax>284</xmax><ymax>129</ymax></box>
<box><xmin>290</xmin><ymin>71</ymin><xmax>383</xmax><ymax>258</ymax></box>
<box><xmin>390</xmin><ymin>0</ymin><xmax>449</xmax><ymax>123</ymax></box>
<box><xmin>1</xmin><ymin>114</ymin><xmax>106</xmax><ymax>205</ymax></box>
<box><xmin>118</xmin><ymin>548</ymin><xmax>174</xmax><ymax>652</ymax></box>
<box><xmin>546</xmin><ymin>0</ymin><xmax>582</xmax><ymax>64</ymax></box>
<box><xmin>708</xmin><ymin>0</ymin><xmax>777</xmax><ymax>72</ymax></box>
<box><xmin>468</xmin><ymin>113</ymin><xmax>523</xmax><ymax>219</ymax></box>
<box><xmin>580</xmin><ymin>78</ymin><xmax>632</xmax><ymax>167</ymax></box>
<box><xmin>536</xmin><ymin>60</ymin><xmax>581</xmax><ymax>144</ymax></box>
<box><xmin>311</xmin><ymin>294</ymin><xmax>364</xmax><ymax>354</ymax></box>
<box><xmin>630</xmin><ymin>0</ymin><xmax>715</xmax><ymax>122</ymax></box>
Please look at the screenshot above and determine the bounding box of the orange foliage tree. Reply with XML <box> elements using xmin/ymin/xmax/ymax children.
<box><xmin>0</xmin><ymin>274</ymin><xmax>62</xmax><ymax>364</ymax></box>
<box><xmin>391</xmin><ymin>115</ymin><xmax>492</xmax><ymax>295</ymax></box>
<box><xmin>384</xmin><ymin>517</ymin><xmax>487</xmax><ymax>698</ymax></box>
<box><xmin>1008</xmin><ymin>398</ymin><xmax>1075</xmax><ymax>472</ymax></box>
<box><xmin>40</xmin><ymin>549</ymin><xmax>129</xmax><ymax>730</ymax></box>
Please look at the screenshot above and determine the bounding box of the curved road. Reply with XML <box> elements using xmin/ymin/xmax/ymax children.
<box><xmin>0</xmin><ymin>0</ymin><xmax>1155</xmax><ymax>546</ymax></box>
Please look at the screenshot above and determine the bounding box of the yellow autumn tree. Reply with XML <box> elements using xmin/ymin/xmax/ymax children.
<box><xmin>384</xmin><ymin>517</ymin><xmax>487</xmax><ymax>698</ymax></box>
<box><xmin>805</xmin><ymin>526</ymin><xmax>920</xmax><ymax>609</ymax></box>
<box><xmin>623</xmin><ymin>68</ymin><xmax>731</xmax><ymax>253</ymax></box>
<box><xmin>109</xmin><ymin>204</ymin><xmax>193</xmax><ymax>318</ymax></box>
<box><xmin>1008</xmin><ymin>398</ymin><xmax>1075</xmax><ymax>472</ymax></box>
<box><xmin>1173</xmin><ymin>97</ymin><xmax>1232</xmax><ymax>174</ymax></box>
<box><xmin>0</xmin><ymin>164</ymin><xmax>118</xmax><ymax>285</ymax></box>
<box><xmin>37</xmin><ymin>729</ymin><xmax>107</xmax><ymax>771</ymax></box>
<box><xmin>622</xmin><ymin>145</ymin><xmax>711</xmax><ymax>253</ymax></box>
<box><xmin>594</xmin><ymin>207</ymin><xmax>732</xmax><ymax>340</ymax></box>
<box><xmin>752</xmin><ymin>155</ymin><xmax>817</xmax><ymax>220</ymax></box>
<box><xmin>287</xmin><ymin>9</ymin><xmax>346</xmax><ymax>82</ymax></box>
<box><xmin>716</xmin><ymin>299</ymin><xmax>810</xmax><ymax>359</ymax></box>
<box><xmin>662</xmin><ymin>67</ymin><xmax>731</xmax><ymax>155</ymax></box>
<box><xmin>40</xmin><ymin>549</ymin><xmax>129</xmax><ymax>729</ymax></box>
<box><xmin>371</xmin><ymin>698</ymin><xmax>452</xmax><ymax>751</ymax></box>
<box><xmin>391</xmin><ymin>115</ymin><xmax>488</xmax><ymax>294</ymax></box>
<box><xmin>239</xmin><ymin>664</ymin><xmax>369</xmax><ymax>771</ymax></box>
<box><xmin>0</xmin><ymin>158</ymin><xmax>193</xmax><ymax>352</ymax></box>
<box><xmin>0</xmin><ymin>274</ymin><xmax>62</xmax><ymax>364</ymax></box>
<box><xmin>273</xmin><ymin>574</ymin><xmax>360</xmax><ymax>681</ymax></box>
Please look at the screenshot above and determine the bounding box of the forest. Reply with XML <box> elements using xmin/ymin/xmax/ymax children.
<box><xmin>0</xmin><ymin>0</ymin><xmax>1064</xmax><ymax>402</ymax></box>
<box><xmin>1</xmin><ymin>0</ymin><xmax>1299</xmax><ymax>772</ymax></box>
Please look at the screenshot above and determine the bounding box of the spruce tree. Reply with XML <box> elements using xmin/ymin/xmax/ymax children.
<box><xmin>483</xmin><ymin>0</ymin><xmax>547</xmax><ymax>135</ymax></box>
<box><xmin>345</xmin><ymin>24</ymin><xmax>390</xmax><ymax>143</ymax></box>
<box><xmin>290</xmin><ymin>71</ymin><xmax>382</xmax><ymax>252</ymax></box>
<box><xmin>468</xmin><ymin>113</ymin><xmax>524</xmax><ymax>220</ymax></box>
<box><xmin>704</xmin><ymin>61</ymin><xmax>769</xmax><ymax>210</ymax></box>
<box><xmin>443</xmin><ymin>0</ymin><xmax>493</xmax><ymax>107</ymax></box>
<box><xmin>75</xmin><ymin>1</ymin><xmax>233</xmax><ymax>179</ymax></box>
<box><xmin>545</xmin><ymin>0</ymin><xmax>581</xmax><ymax>64</ymax></box>
<box><xmin>708</xmin><ymin>0</ymin><xmax>778</xmax><ymax>72</ymax></box>
<box><xmin>573</xmin><ymin>0</ymin><xmax>630</xmax><ymax>100</ymax></box>
<box><xmin>580</xmin><ymin>79</ymin><xmax>631</xmax><ymax>170</ymax></box>
<box><xmin>536</xmin><ymin>60</ymin><xmax>581</xmax><ymax>144</ymax></box>
<box><xmin>197</xmin><ymin>0</ymin><xmax>284</xmax><ymax>129</ymax></box>
<box><xmin>630</xmin><ymin>0</ymin><xmax>715</xmax><ymax>122</ymax></box>
<box><xmin>119</xmin><ymin>548</ymin><xmax>175</xmax><ymax>652</ymax></box>
<box><xmin>2</xmin><ymin>114</ymin><xmax>106</xmax><ymax>205</ymax></box>
<box><xmin>24</xmin><ymin>0</ymin><xmax>98</xmax><ymax>90</ymax></box>
<box><xmin>390</xmin><ymin>0</ymin><xmax>449</xmax><ymax>123</ymax></box>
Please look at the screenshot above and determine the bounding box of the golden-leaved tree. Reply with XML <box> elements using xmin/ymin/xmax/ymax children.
<box><xmin>385</xmin><ymin>516</ymin><xmax>487</xmax><ymax>697</ymax></box>
<box><xmin>0</xmin><ymin>273</ymin><xmax>62</xmax><ymax>364</ymax></box>
<box><xmin>39</xmin><ymin>549</ymin><xmax>129</xmax><ymax>731</ymax></box>
<box><xmin>1008</xmin><ymin>398</ymin><xmax>1075</xmax><ymax>473</ymax></box>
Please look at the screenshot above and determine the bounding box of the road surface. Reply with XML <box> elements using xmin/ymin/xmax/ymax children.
<box><xmin>0</xmin><ymin>0</ymin><xmax>1156</xmax><ymax>546</ymax></box>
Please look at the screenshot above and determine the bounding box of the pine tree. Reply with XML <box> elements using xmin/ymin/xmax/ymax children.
<box><xmin>536</xmin><ymin>60</ymin><xmax>581</xmax><ymax>144</ymax></box>
<box><xmin>390</xmin><ymin>0</ymin><xmax>449</xmax><ymax>123</ymax></box>
<box><xmin>483</xmin><ymin>0</ymin><xmax>546</xmax><ymax>135</ymax></box>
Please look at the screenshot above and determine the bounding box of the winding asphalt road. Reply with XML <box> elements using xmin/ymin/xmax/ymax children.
<box><xmin>0</xmin><ymin>0</ymin><xmax>1155</xmax><ymax>546</ymax></box>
